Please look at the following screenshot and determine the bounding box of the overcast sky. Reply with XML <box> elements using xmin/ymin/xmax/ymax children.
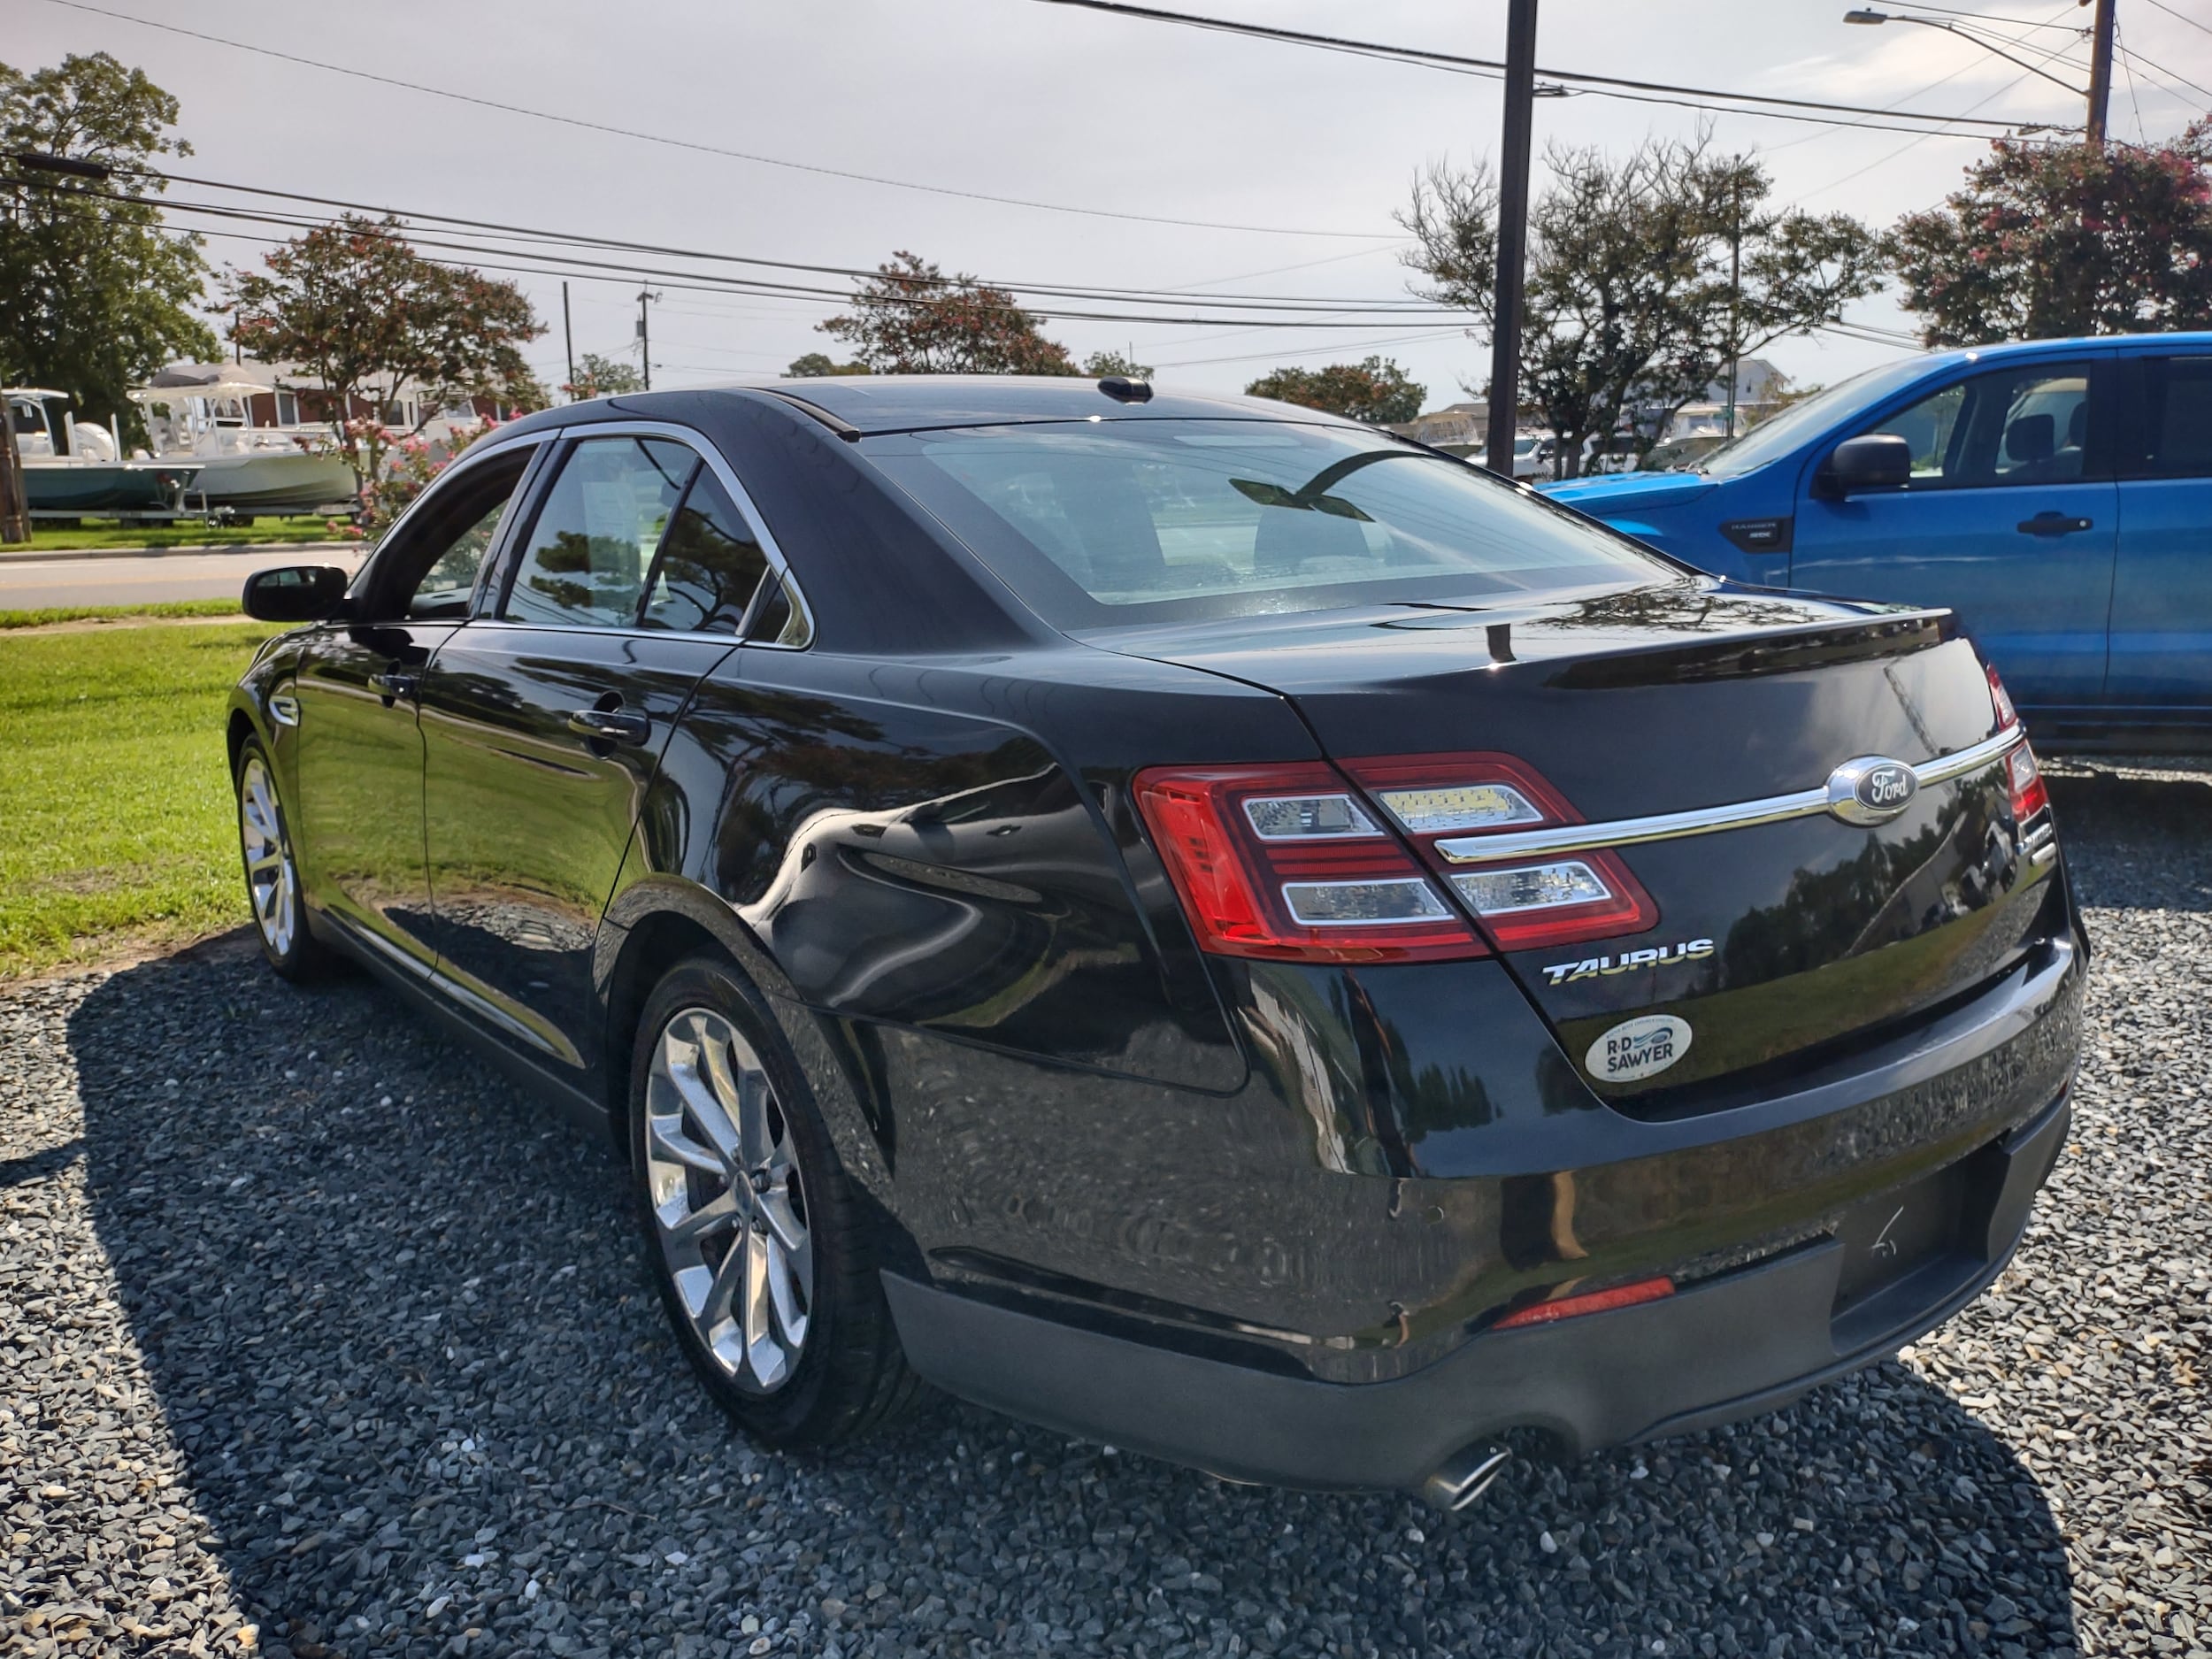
<box><xmin>12</xmin><ymin>0</ymin><xmax>2211</xmax><ymax>410</ymax></box>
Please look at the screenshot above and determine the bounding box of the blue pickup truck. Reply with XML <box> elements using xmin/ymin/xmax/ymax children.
<box><xmin>1543</xmin><ymin>334</ymin><xmax>2212</xmax><ymax>747</ymax></box>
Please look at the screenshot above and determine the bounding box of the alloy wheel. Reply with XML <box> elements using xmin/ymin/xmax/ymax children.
<box><xmin>238</xmin><ymin>753</ymin><xmax>297</xmax><ymax>957</ymax></box>
<box><xmin>643</xmin><ymin>1007</ymin><xmax>814</xmax><ymax>1392</ymax></box>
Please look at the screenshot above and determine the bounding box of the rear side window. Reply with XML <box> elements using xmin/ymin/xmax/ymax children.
<box><xmin>869</xmin><ymin>419</ymin><xmax>1671</xmax><ymax>628</ymax></box>
<box><xmin>2130</xmin><ymin>357</ymin><xmax>2212</xmax><ymax>479</ymax></box>
<box><xmin>504</xmin><ymin>436</ymin><xmax>697</xmax><ymax>627</ymax></box>
<box><xmin>1861</xmin><ymin>363</ymin><xmax>2095</xmax><ymax>488</ymax></box>
<box><xmin>641</xmin><ymin>470</ymin><xmax>771</xmax><ymax>634</ymax></box>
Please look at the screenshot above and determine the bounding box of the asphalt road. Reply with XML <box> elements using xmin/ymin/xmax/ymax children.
<box><xmin>0</xmin><ymin>545</ymin><xmax>366</xmax><ymax>611</ymax></box>
<box><xmin>1</xmin><ymin>760</ymin><xmax>2207</xmax><ymax>1658</ymax></box>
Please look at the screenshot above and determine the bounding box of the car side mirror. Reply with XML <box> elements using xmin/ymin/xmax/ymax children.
<box><xmin>1820</xmin><ymin>434</ymin><xmax>1912</xmax><ymax>497</ymax></box>
<box><xmin>242</xmin><ymin>565</ymin><xmax>350</xmax><ymax>623</ymax></box>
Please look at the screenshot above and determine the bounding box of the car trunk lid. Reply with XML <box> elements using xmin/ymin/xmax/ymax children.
<box><xmin>1099</xmin><ymin>579</ymin><xmax>2063</xmax><ymax>1104</ymax></box>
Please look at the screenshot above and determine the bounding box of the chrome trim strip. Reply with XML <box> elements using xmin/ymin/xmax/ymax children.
<box><xmin>1436</xmin><ymin>730</ymin><xmax>2023</xmax><ymax>866</ymax></box>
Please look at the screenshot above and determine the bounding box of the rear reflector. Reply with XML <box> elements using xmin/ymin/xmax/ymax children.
<box><xmin>1133</xmin><ymin>764</ymin><xmax>1487</xmax><ymax>963</ymax></box>
<box><xmin>1493</xmin><ymin>1275</ymin><xmax>1675</xmax><ymax>1330</ymax></box>
<box><xmin>1340</xmin><ymin>753</ymin><xmax>1659</xmax><ymax>951</ymax></box>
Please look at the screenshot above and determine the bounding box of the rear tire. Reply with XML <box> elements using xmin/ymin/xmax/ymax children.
<box><xmin>629</xmin><ymin>954</ymin><xmax>919</xmax><ymax>1448</ymax></box>
<box><xmin>234</xmin><ymin>735</ymin><xmax>340</xmax><ymax>981</ymax></box>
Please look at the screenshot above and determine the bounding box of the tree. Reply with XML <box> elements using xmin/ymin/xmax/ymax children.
<box><xmin>1887</xmin><ymin>125</ymin><xmax>2212</xmax><ymax>346</ymax></box>
<box><xmin>1244</xmin><ymin>357</ymin><xmax>1425</xmax><ymax>424</ymax></box>
<box><xmin>0</xmin><ymin>53</ymin><xmax>218</xmax><ymax>447</ymax></box>
<box><xmin>1081</xmin><ymin>349</ymin><xmax>1153</xmax><ymax>380</ymax></box>
<box><xmin>564</xmin><ymin>350</ymin><xmax>644</xmax><ymax>399</ymax></box>
<box><xmin>224</xmin><ymin>213</ymin><xmax>544</xmax><ymax>488</ymax></box>
<box><xmin>818</xmin><ymin>251</ymin><xmax>1076</xmax><ymax>374</ymax></box>
<box><xmin>785</xmin><ymin>352</ymin><xmax>870</xmax><ymax>378</ymax></box>
<box><xmin>1401</xmin><ymin>134</ymin><xmax>1882</xmax><ymax>477</ymax></box>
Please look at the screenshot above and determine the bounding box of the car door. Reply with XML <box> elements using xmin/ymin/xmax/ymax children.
<box><xmin>416</xmin><ymin>426</ymin><xmax>782</xmax><ymax>1079</ymax></box>
<box><xmin>1787</xmin><ymin>355</ymin><xmax>2118</xmax><ymax>710</ymax></box>
<box><xmin>2108</xmin><ymin>350</ymin><xmax>2212</xmax><ymax>709</ymax></box>
<box><xmin>291</xmin><ymin>442</ymin><xmax>541</xmax><ymax>974</ymax></box>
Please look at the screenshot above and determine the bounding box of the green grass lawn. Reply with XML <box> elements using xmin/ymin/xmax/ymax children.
<box><xmin>12</xmin><ymin>518</ymin><xmax>354</xmax><ymax>553</ymax></box>
<box><xmin>0</xmin><ymin>618</ymin><xmax>277</xmax><ymax>976</ymax></box>
<box><xmin>0</xmin><ymin>598</ymin><xmax>244</xmax><ymax>630</ymax></box>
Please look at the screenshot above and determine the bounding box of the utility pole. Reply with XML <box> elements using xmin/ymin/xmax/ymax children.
<box><xmin>562</xmin><ymin>281</ymin><xmax>576</xmax><ymax>399</ymax></box>
<box><xmin>636</xmin><ymin>287</ymin><xmax>659</xmax><ymax>392</ymax></box>
<box><xmin>1484</xmin><ymin>0</ymin><xmax>1540</xmax><ymax>479</ymax></box>
<box><xmin>0</xmin><ymin>411</ymin><xmax>27</xmax><ymax>546</ymax></box>
<box><xmin>2084</xmin><ymin>0</ymin><xmax>2116</xmax><ymax>148</ymax></box>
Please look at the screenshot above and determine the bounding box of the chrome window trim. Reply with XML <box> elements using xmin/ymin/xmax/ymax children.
<box><xmin>349</xmin><ymin>431</ymin><xmax>547</xmax><ymax>614</ymax></box>
<box><xmin>1435</xmin><ymin>729</ymin><xmax>2024</xmax><ymax>866</ymax></box>
<box><xmin>495</xmin><ymin>418</ymin><xmax>814</xmax><ymax>650</ymax></box>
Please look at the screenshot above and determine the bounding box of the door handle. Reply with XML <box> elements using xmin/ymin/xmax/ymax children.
<box><xmin>567</xmin><ymin>706</ymin><xmax>652</xmax><ymax>745</ymax></box>
<box><xmin>2016</xmin><ymin>512</ymin><xmax>2093</xmax><ymax>537</ymax></box>
<box><xmin>368</xmin><ymin>670</ymin><xmax>419</xmax><ymax>702</ymax></box>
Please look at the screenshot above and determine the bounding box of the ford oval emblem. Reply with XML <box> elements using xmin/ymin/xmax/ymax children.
<box><xmin>1825</xmin><ymin>756</ymin><xmax>1919</xmax><ymax>826</ymax></box>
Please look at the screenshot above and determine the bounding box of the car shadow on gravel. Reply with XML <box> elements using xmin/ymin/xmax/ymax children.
<box><xmin>69</xmin><ymin>948</ymin><xmax>2081</xmax><ymax>1659</ymax></box>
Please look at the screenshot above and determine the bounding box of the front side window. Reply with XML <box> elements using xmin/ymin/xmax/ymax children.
<box><xmin>2131</xmin><ymin>357</ymin><xmax>2212</xmax><ymax>479</ymax></box>
<box><xmin>372</xmin><ymin>445</ymin><xmax>535</xmax><ymax>620</ymax></box>
<box><xmin>1858</xmin><ymin>363</ymin><xmax>2095</xmax><ymax>489</ymax></box>
<box><xmin>871</xmin><ymin>419</ymin><xmax>1673</xmax><ymax>629</ymax></box>
<box><xmin>505</xmin><ymin>436</ymin><xmax>697</xmax><ymax>627</ymax></box>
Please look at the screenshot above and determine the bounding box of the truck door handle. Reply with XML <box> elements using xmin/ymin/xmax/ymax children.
<box><xmin>2016</xmin><ymin>512</ymin><xmax>2093</xmax><ymax>537</ymax></box>
<box><xmin>567</xmin><ymin>706</ymin><xmax>651</xmax><ymax>745</ymax></box>
<box><xmin>368</xmin><ymin>670</ymin><xmax>418</xmax><ymax>703</ymax></box>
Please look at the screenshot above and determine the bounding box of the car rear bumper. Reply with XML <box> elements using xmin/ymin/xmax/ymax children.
<box><xmin>883</xmin><ymin>1086</ymin><xmax>2067</xmax><ymax>1502</ymax></box>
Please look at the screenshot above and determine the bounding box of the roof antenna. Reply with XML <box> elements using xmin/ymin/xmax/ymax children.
<box><xmin>1098</xmin><ymin>376</ymin><xmax>1153</xmax><ymax>403</ymax></box>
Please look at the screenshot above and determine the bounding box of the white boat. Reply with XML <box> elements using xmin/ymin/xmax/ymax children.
<box><xmin>131</xmin><ymin>367</ymin><xmax>357</xmax><ymax>518</ymax></box>
<box><xmin>5</xmin><ymin>388</ymin><xmax>197</xmax><ymax>516</ymax></box>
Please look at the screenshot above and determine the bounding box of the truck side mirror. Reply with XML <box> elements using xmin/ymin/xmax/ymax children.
<box><xmin>1820</xmin><ymin>434</ymin><xmax>1913</xmax><ymax>497</ymax></box>
<box><xmin>242</xmin><ymin>565</ymin><xmax>350</xmax><ymax>623</ymax></box>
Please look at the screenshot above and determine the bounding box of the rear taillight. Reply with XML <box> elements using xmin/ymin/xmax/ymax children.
<box><xmin>1339</xmin><ymin>754</ymin><xmax>1659</xmax><ymax>952</ymax></box>
<box><xmin>2008</xmin><ymin>741</ymin><xmax>2050</xmax><ymax>825</ymax></box>
<box><xmin>1987</xmin><ymin>662</ymin><xmax>2020</xmax><ymax>732</ymax></box>
<box><xmin>1133</xmin><ymin>764</ymin><xmax>1486</xmax><ymax>963</ymax></box>
<box><xmin>1986</xmin><ymin>663</ymin><xmax>2052</xmax><ymax>828</ymax></box>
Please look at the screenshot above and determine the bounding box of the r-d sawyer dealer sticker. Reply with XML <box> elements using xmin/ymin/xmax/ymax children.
<box><xmin>1585</xmin><ymin>1014</ymin><xmax>1693</xmax><ymax>1083</ymax></box>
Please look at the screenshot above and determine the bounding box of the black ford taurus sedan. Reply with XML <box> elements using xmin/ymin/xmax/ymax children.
<box><xmin>228</xmin><ymin>377</ymin><xmax>2083</xmax><ymax>1509</ymax></box>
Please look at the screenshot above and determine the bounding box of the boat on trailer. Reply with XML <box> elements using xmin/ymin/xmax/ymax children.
<box><xmin>5</xmin><ymin>388</ymin><xmax>197</xmax><ymax>517</ymax></box>
<box><xmin>131</xmin><ymin>368</ymin><xmax>357</xmax><ymax>518</ymax></box>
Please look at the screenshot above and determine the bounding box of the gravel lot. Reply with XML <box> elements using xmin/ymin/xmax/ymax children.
<box><xmin>4</xmin><ymin>762</ymin><xmax>2208</xmax><ymax>1659</ymax></box>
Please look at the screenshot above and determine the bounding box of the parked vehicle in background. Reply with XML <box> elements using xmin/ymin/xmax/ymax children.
<box><xmin>227</xmin><ymin>378</ymin><xmax>2082</xmax><ymax>1509</ymax></box>
<box><xmin>1541</xmin><ymin>333</ymin><xmax>2212</xmax><ymax>749</ymax></box>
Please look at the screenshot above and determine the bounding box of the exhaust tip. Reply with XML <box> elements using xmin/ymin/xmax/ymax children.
<box><xmin>1421</xmin><ymin>1445</ymin><xmax>1512</xmax><ymax>1512</ymax></box>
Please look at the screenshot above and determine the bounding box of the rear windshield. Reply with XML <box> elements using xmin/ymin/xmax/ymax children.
<box><xmin>868</xmin><ymin>419</ymin><xmax>1673</xmax><ymax>628</ymax></box>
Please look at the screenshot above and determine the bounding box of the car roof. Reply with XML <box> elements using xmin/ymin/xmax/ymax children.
<box><xmin>726</xmin><ymin>375</ymin><xmax>1356</xmax><ymax>435</ymax></box>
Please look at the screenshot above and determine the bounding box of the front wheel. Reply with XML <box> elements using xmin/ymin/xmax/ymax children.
<box><xmin>234</xmin><ymin>736</ymin><xmax>338</xmax><ymax>980</ymax></box>
<box><xmin>630</xmin><ymin>955</ymin><xmax>919</xmax><ymax>1447</ymax></box>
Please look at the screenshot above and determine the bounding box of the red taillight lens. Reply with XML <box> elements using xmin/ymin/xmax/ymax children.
<box><xmin>2008</xmin><ymin>738</ymin><xmax>2049</xmax><ymax>823</ymax></box>
<box><xmin>1339</xmin><ymin>753</ymin><xmax>1659</xmax><ymax>952</ymax></box>
<box><xmin>1133</xmin><ymin>763</ymin><xmax>1487</xmax><ymax>963</ymax></box>
<box><xmin>1493</xmin><ymin>1275</ymin><xmax>1675</xmax><ymax>1330</ymax></box>
<box><xmin>1987</xmin><ymin>662</ymin><xmax>2020</xmax><ymax>732</ymax></box>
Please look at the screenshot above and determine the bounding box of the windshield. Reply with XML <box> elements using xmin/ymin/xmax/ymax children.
<box><xmin>1698</xmin><ymin>358</ymin><xmax>1935</xmax><ymax>478</ymax></box>
<box><xmin>870</xmin><ymin>419</ymin><xmax>1675</xmax><ymax>628</ymax></box>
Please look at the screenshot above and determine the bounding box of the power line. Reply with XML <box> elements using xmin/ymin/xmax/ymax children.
<box><xmin>1004</xmin><ymin>0</ymin><xmax>2046</xmax><ymax>131</ymax></box>
<box><xmin>39</xmin><ymin>160</ymin><xmax>1446</xmax><ymax>315</ymax></box>
<box><xmin>1897</xmin><ymin>2</ymin><xmax>2095</xmax><ymax>32</ymax></box>
<box><xmin>2141</xmin><ymin>0</ymin><xmax>2212</xmax><ymax>40</ymax></box>
<box><xmin>2116</xmin><ymin>42</ymin><xmax>2212</xmax><ymax>104</ymax></box>
<box><xmin>32</xmin><ymin>0</ymin><xmax>1388</xmax><ymax>241</ymax></box>
<box><xmin>35</xmin><ymin>180</ymin><xmax>1476</xmax><ymax>331</ymax></box>
<box><xmin>1799</xmin><ymin>19</ymin><xmax>2090</xmax><ymax>201</ymax></box>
